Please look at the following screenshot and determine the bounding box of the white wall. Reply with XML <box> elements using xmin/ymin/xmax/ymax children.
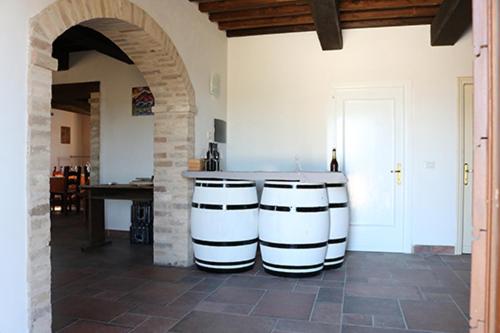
<box><xmin>54</xmin><ymin>51</ymin><xmax>153</xmax><ymax>231</ymax></box>
<box><xmin>227</xmin><ymin>26</ymin><xmax>473</xmax><ymax>249</ymax></box>
<box><xmin>0</xmin><ymin>2</ymin><xmax>29</xmax><ymax>332</ymax></box>
<box><xmin>50</xmin><ymin>109</ymin><xmax>90</xmax><ymax>168</ymax></box>
<box><xmin>1</xmin><ymin>1</ymin><xmax>227</xmax><ymax>329</ymax></box>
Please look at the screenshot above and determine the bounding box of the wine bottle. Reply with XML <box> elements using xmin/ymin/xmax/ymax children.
<box><xmin>330</xmin><ymin>149</ymin><xmax>339</xmax><ymax>172</ymax></box>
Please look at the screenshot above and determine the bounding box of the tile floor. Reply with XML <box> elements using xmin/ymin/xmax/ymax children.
<box><xmin>51</xmin><ymin>215</ymin><xmax>471</xmax><ymax>333</ymax></box>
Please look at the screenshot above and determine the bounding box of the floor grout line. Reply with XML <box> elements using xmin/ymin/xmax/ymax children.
<box><xmin>397</xmin><ymin>298</ymin><xmax>409</xmax><ymax>330</ymax></box>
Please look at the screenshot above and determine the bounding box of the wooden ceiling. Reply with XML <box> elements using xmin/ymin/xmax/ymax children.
<box><xmin>190</xmin><ymin>0</ymin><xmax>472</xmax><ymax>50</ymax></box>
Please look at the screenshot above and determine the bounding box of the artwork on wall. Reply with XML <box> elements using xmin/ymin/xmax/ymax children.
<box><xmin>132</xmin><ymin>86</ymin><xmax>155</xmax><ymax>116</ymax></box>
<box><xmin>60</xmin><ymin>126</ymin><xmax>71</xmax><ymax>144</ymax></box>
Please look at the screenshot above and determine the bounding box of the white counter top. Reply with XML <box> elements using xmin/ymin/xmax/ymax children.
<box><xmin>182</xmin><ymin>171</ymin><xmax>347</xmax><ymax>184</ymax></box>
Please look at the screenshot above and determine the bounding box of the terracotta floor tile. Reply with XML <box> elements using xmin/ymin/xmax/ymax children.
<box><xmin>194</xmin><ymin>301</ymin><xmax>253</xmax><ymax>315</ymax></box>
<box><xmin>111</xmin><ymin>313</ymin><xmax>148</xmax><ymax>328</ymax></box>
<box><xmin>342</xmin><ymin>313</ymin><xmax>373</xmax><ymax>327</ymax></box>
<box><xmin>316</xmin><ymin>287</ymin><xmax>343</xmax><ymax>303</ymax></box>
<box><xmin>53</xmin><ymin>295</ymin><xmax>133</xmax><ymax>322</ymax></box>
<box><xmin>343</xmin><ymin>296</ymin><xmax>400</xmax><ymax>316</ymax></box>
<box><xmin>345</xmin><ymin>283</ymin><xmax>421</xmax><ymax>300</ymax></box>
<box><xmin>52</xmin><ymin>314</ymin><xmax>77</xmax><ymax>332</ymax></box>
<box><xmin>310</xmin><ymin>302</ymin><xmax>341</xmax><ymax>324</ymax></box>
<box><xmin>131</xmin><ymin>317</ymin><xmax>177</xmax><ymax>333</ymax></box>
<box><xmin>90</xmin><ymin>276</ymin><xmax>147</xmax><ymax>292</ymax></box>
<box><xmin>205</xmin><ymin>286</ymin><xmax>265</xmax><ymax>305</ymax></box>
<box><xmin>400</xmin><ymin>299</ymin><xmax>468</xmax><ymax>333</ymax></box>
<box><xmin>251</xmin><ymin>290</ymin><xmax>315</xmax><ymax>320</ymax></box>
<box><xmin>171</xmin><ymin>311</ymin><xmax>276</xmax><ymax>333</ymax></box>
<box><xmin>223</xmin><ymin>275</ymin><xmax>296</xmax><ymax>291</ymax></box>
<box><xmin>59</xmin><ymin>320</ymin><xmax>130</xmax><ymax>333</ymax></box>
<box><xmin>275</xmin><ymin>319</ymin><xmax>340</xmax><ymax>333</ymax></box>
<box><xmin>373</xmin><ymin>315</ymin><xmax>406</xmax><ymax>329</ymax></box>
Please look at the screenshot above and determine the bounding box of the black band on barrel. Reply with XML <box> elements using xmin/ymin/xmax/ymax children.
<box><xmin>225</xmin><ymin>183</ymin><xmax>255</xmax><ymax>188</ymax></box>
<box><xmin>259</xmin><ymin>204</ymin><xmax>291</xmax><ymax>212</ymax></box>
<box><xmin>325</xmin><ymin>256</ymin><xmax>345</xmax><ymax>263</ymax></box>
<box><xmin>227</xmin><ymin>203</ymin><xmax>259</xmax><ymax>210</ymax></box>
<box><xmin>192</xmin><ymin>238</ymin><xmax>258</xmax><ymax>247</ymax></box>
<box><xmin>328</xmin><ymin>238</ymin><xmax>347</xmax><ymax>244</ymax></box>
<box><xmin>198</xmin><ymin>203</ymin><xmax>223</xmax><ymax>210</ymax></box>
<box><xmin>329</xmin><ymin>203</ymin><xmax>348</xmax><ymax>208</ymax></box>
<box><xmin>326</xmin><ymin>183</ymin><xmax>345</xmax><ymax>188</ymax></box>
<box><xmin>296</xmin><ymin>184</ymin><xmax>325</xmax><ymax>189</ymax></box>
<box><xmin>195</xmin><ymin>183</ymin><xmax>224</xmax><ymax>188</ymax></box>
<box><xmin>296</xmin><ymin>206</ymin><xmax>329</xmax><ymax>212</ymax></box>
<box><xmin>195</xmin><ymin>257</ymin><xmax>255</xmax><ymax>266</ymax></box>
<box><xmin>264</xmin><ymin>183</ymin><xmax>294</xmax><ymax>189</ymax></box>
<box><xmin>262</xmin><ymin>261</ymin><xmax>324</xmax><ymax>270</ymax></box>
<box><xmin>259</xmin><ymin>240</ymin><xmax>327</xmax><ymax>249</ymax></box>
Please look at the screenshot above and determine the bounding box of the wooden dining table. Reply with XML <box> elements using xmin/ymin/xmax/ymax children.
<box><xmin>80</xmin><ymin>183</ymin><xmax>154</xmax><ymax>251</ymax></box>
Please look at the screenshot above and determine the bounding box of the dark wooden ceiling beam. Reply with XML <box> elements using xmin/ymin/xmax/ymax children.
<box><xmin>53</xmin><ymin>26</ymin><xmax>133</xmax><ymax>71</ymax></box>
<box><xmin>209</xmin><ymin>4</ymin><xmax>311</xmax><ymax>22</ymax></box>
<box><xmin>339</xmin><ymin>0</ymin><xmax>443</xmax><ymax>12</ymax></box>
<box><xmin>340</xmin><ymin>6</ymin><xmax>439</xmax><ymax>22</ymax></box>
<box><xmin>343</xmin><ymin>16</ymin><xmax>434</xmax><ymax>29</ymax></box>
<box><xmin>308</xmin><ymin>0</ymin><xmax>342</xmax><ymax>50</ymax></box>
<box><xmin>430</xmin><ymin>0</ymin><xmax>472</xmax><ymax>46</ymax></box>
<box><xmin>199</xmin><ymin>0</ymin><xmax>307</xmax><ymax>13</ymax></box>
<box><xmin>225</xmin><ymin>16</ymin><xmax>434</xmax><ymax>37</ymax></box>
<box><xmin>51</xmin><ymin>82</ymin><xmax>100</xmax><ymax>115</ymax></box>
<box><xmin>227</xmin><ymin>24</ymin><xmax>315</xmax><ymax>37</ymax></box>
<box><xmin>219</xmin><ymin>14</ymin><xmax>313</xmax><ymax>30</ymax></box>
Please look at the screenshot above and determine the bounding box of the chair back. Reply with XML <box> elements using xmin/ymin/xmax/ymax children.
<box><xmin>50</xmin><ymin>177</ymin><xmax>65</xmax><ymax>193</ymax></box>
<box><xmin>64</xmin><ymin>166</ymin><xmax>82</xmax><ymax>193</ymax></box>
<box><xmin>83</xmin><ymin>165</ymin><xmax>90</xmax><ymax>185</ymax></box>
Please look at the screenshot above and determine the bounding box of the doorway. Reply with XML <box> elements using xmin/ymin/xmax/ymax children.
<box><xmin>334</xmin><ymin>86</ymin><xmax>406</xmax><ymax>253</ymax></box>
<box><xmin>27</xmin><ymin>1</ymin><xmax>197</xmax><ymax>329</ymax></box>
<box><xmin>458</xmin><ymin>77</ymin><xmax>474</xmax><ymax>254</ymax></box>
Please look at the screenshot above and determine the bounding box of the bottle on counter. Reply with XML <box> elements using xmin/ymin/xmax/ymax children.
<box><xmin>330</xmin><ymin>148</ymin><xmax>339</xmax><ymax>172</ymax></box>
<box><xmin>205</xmin><ymin>142</ymin><xmax>221</xmax><ymax>171</ymax></box>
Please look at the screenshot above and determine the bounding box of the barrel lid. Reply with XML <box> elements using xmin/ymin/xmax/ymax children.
<box><xmin>195</xmin><ymin>178</ymin><xmax>256</xmax><ymax>186</ymax></box>
<box><xmin>264</xmin><ymin>180</ymin><xmax>326</xmax><ymax>189</ymax></box>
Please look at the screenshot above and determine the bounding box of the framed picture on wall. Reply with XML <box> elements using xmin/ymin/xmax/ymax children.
<box><xmin>60</xmin><ymin>126</ymin><xmax>70</xmax><ymax>144</ymax></box>
<box><xmin>132</xmin><ymin>86</ymin><xmax>155</xmax><ymax>116</ymax></box>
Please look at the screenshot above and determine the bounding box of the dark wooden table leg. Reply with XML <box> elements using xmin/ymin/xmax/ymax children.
<box><xmin>81</xmin><ymin>195</ymin><xmax>111</xmax><ymax>251</ymax></box>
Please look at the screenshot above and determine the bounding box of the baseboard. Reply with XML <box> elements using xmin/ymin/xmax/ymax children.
<box><xmin>106</xmin><ymin>229</ymin><xmax>129</xmax><ymax>239</ymax></box>
<box><xmin>413</xmin><ymin>245</ymin><xmax>455</xmax><ymax>255</ymax></box>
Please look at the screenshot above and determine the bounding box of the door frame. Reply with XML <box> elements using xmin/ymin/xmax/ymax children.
<box><xmin>456</xmin><ymin>76</ymin><xmax>474</xmax><ymax>255</ymax></box>
<box><xmin>330</xmin><ymin>82</ymin><xmax>411</xmax><ymax>253</ymax></box>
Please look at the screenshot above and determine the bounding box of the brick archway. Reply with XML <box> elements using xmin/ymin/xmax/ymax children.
<box><xmin>28</xmin><ymin>0</ymin><xmax>195</xmax><ymax>330</ymax></box>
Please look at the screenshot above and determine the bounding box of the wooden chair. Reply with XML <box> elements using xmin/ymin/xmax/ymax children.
<box><xmin>65</xmin><ymin>166</ymin><xmax>82</xmax><ymax>213</ymax></box>
<box><xmin>50</xmin><ymin>177</ymin><xmax>66</xmax><ymax>213</ymax></box>
<box><xmin>81</xmin><ymin>166</ymin><xmax>91</xmax><ymax>217</ymax></box>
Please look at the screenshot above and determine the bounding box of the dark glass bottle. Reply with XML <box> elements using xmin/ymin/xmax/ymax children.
<box><xmin>330</xmin><ymin>149</ymin><xmax>339</xmax><ymax>172</ymax></box>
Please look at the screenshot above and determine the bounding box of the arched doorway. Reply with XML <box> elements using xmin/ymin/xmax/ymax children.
<box><xmin>28</xmin><ymin>0</ymin><xmax>195</xmax><ymax>330</ymax></box>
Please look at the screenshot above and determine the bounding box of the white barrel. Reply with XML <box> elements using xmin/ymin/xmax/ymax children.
<box><xmin>259</xmin><ymin>181</ymin><xmax>330</xmax><ymax>277</ymax></box>
<box><xmin>191</xmin><ymin>179</ymin><xmax>259</xmax><ymax>272</ymax></box>
<box><xmin>325</xmin><ymin>183</ymin><xmax>349</xmax><ymax>269</ymax></box>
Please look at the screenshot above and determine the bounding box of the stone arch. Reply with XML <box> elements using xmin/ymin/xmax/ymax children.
<box><xmin>28</xmin><ymin>0</ymin><xmax>195</xmax><ymax>330</ymax></box>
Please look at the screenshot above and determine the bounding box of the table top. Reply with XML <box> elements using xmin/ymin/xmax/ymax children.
<box><xmin>182</xmin><ymin>171</ymin><xmax>347</xmax><ymax>184</ymax></box>
<box><xmin>82</xmin><ymin>183</ymin><xmax>153</xmax><ymax>190</ymax></box>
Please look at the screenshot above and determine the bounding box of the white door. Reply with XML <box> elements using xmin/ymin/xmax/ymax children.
<box><xmin>460</xmin><ymin>78</ymin><xmax>474</xmax><ymax>254</ymax></box>
<box><xmin>335</xmin><ymin>86</ymin><xmax>405</xmax><ymax>253</ymax></box>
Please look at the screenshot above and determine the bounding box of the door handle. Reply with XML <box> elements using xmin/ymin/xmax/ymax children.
<box><xmin>390</xmin><ymin>163</ymin><xmax>402</xmax><ymax>185</ymax></box>
<box><xmin>464</xmin><ymin>163</ymin><xmax>469</xmax><ymax>186</ymax></box>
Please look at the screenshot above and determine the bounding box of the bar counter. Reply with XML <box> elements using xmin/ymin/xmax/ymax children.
<box><xmin>182</xmin><ymin>171</ymin><xmax>347</xmax><ymax>184</ymax></box>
